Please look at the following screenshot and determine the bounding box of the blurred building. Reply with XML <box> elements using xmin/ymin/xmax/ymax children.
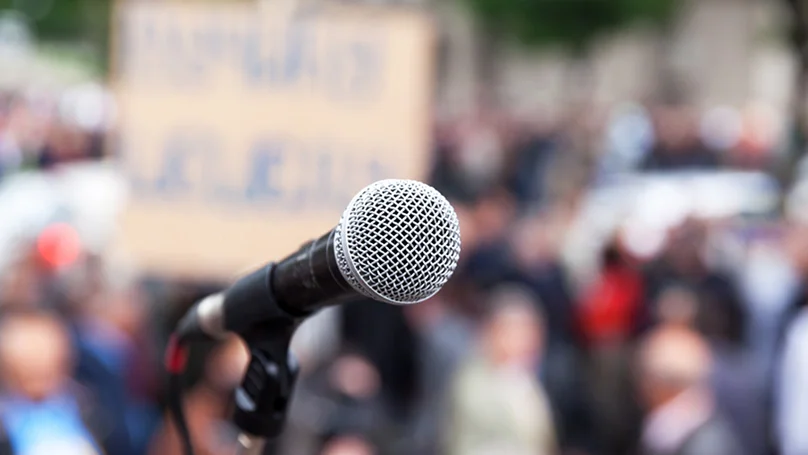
<box><xmin>127</xmin><ymin>0</ymin><xmax>792</xmax><ymax>115</ymax></box>
<box><xmin>431</xmin><ymin>0</ymin><xmax>791</xmax><ymax>115</ymax></box>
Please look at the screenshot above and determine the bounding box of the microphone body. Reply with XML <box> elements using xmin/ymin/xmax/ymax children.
<box><xmin>169</xmin><ymin>179</ymin><xmax>460</xmax><ymax>443</ymax></box>
<box><xmin>271</xmin><ymin>229</ymin><xmax>355</xmax><ymax>315</ymax></box>
<box><xmin>176</xmin><ymin>179</ymin><xmax>462</xmax><ymax>341</ymax></box>
<box><xmin>179</xmin><ymin>230</ymin><xmax>352</xmax><ymax>339</ymax></box>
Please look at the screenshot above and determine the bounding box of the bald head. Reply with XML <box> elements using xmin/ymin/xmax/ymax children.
<box><xmin>637</xmin><ymin>325</ymin><xmax>712</xmax><ymax>409</ymax></box>
<box><xmin>639</xmin><ymin>325</ymin><xmax>711</xmax><ymax>384</ymax></box>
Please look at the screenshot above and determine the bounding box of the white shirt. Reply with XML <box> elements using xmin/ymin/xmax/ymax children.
<box><xmin>777</xmin><ymin>308</ymin><xmax>808</xmax><ymax>455</ymax></box>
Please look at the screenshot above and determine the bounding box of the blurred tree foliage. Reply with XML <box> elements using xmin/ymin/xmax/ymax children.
<box><xmin>0</xmin><ymin>0</ymin><xmax>111</xmax><ymax>39</ymax></box>
<box><xmin>0</xmin><ymin>0</ymin><xmax>112</xmax><ymax>70</ymax></box>
<box><xmin>461</xmin><ymin>0</ymin><xmax>680</xmax><ymax>52</ymax></box>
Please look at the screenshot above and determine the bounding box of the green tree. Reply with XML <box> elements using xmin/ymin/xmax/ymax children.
<box><xmin>461</xmin><ymin>0</ymin><xmax>680</xmax><ymax>52</ymax></box>
<box><xmin>0</xmin><ymin>0</ymin><xmax>110</xmax><ymax>39</ymax></box>
<box><xmin>0</xmin><ymin>0</ymin><xmax>112</xmax><ymax>70</ymax></box>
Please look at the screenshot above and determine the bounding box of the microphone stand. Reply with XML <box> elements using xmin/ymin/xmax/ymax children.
<box><xmin>231</xmin><ymin>309</ymin><xmax>301</xmax><ymax>455</ymax></box>
<box><xmin>236</xmin><ymin>433</ymin><xmax>267</xmax><ymax>455</ymax></box>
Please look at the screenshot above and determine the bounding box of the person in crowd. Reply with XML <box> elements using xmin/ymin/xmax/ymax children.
<box><xmin>508</xmin><ymin>212</ymin><xmax>575</xmax><ymax>347</ymax></box>
<box><xmin>742</xmin><ymin>227</ymin><xmax>804</xmax><ymax>364</ymax></box>
<box><xmin>636</xmin><ymin>325</ymin><xmax>741</xmax><ymax>455</ymax></box>
<box><xmin>148</xmin><ymin>335</ymin><xmax>249</xmax><ymax>455</ymax></box>
<box><xmin>339</xmin><ymin>301</ymin><xmax>420</xmax><ymax>424</ymax></box>
<box><xmin>445</xmin><ymin>285</ymin><xmax>557</xmax><ymax>455</ymax></box>
<box><xmin>576</xmin><ymin>242</ymin><xmax>644</xmax><ymax>455</ymax></box>
<box><xmin>36</xmin><ymin>120</ymin><xmax>90</xmax><ymax>170</ymax></box>
<box><xmin>405</xmin><ymin>295</ymin><xmax>475</xmax><ymax>455</ymax></box>
<box><xmin>279</xmin><ymin>349</ymin><xmax>392</xmax><ymax>455</ymax></box>
<box><xmin>652</xmin><ymin>283</ymin><xmax>768</xmax><ymax>455</ymax></box>
<box><xmin>775</xmin><ymin>296</ymin><xmax>808</xmax><ymax>455</ymax></box>
<box><xmin>643</xmin><ymin>219</ymin><xmax>746</xmax><ymax>345</ymax></box>
<box><xmin>506</xmin><ymin>115</ymin><xmax>559</xmax><ymax>208</ymax></box>
<box><xmin>69</xmin><ymin>257</ymin><xmax>161</xmax><ymax>455</ymax></box>
<box><xmin>318</xmin><ymin>434</ymin><xmax>378</xmax><ymax>455</ymax></box>
<box><xmin>460</xmin><ymin>189</ymin><xmax>517</xmax><ymax>290</ymax></box>
<box><xmin>430</xmin><ymin>120</ymin><xmax>478</xmax><ymax>204</ymax></box>
<box><xmin>507</xmin><ymin>213</ymin><xmax>596</xmax><ymax>454</ymax></box>
<box><xmin>772</xmin><ymin>221</ymin><xmax>808</xmax><ymax>455</ymax></box>
<box><xmin>651</xmin><ymin>285</ymin><xmax>699</xmax><ymax>328</ymax></box>
<box><xmin>640</xmin><ymin>103</ymin><xmax>719</xmax><ymax>171</ymax></box>
<box><xmin>0</xmin><ymin>310</ymin><xmax>105</xmax><ymax>455</ymax></box>
<box><xmin>0</xmin><ymin>251</ymin><xmax>43</xmax><ymax>310</ymax></box>
<box><xmin>643</xmin><ymin>220</ymin><xmax>764</xmax><ymax>454</ymax></box>
<box><xmin>578</xmin><ymin>242</ymin><xmax>644</xmax><ymax>346</ymax></box>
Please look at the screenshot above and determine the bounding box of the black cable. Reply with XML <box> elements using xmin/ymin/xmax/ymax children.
<box><xmin>165</xmin><ymin>335</ymin><xmax>195</xmax><ymax>455</ymax></box>
<box><xmin>168</xmin><ymin>371</ymin><xmax>195</xmax><ymax>455</ymax></box>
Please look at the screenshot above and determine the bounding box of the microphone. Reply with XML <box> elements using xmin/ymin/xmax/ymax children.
<box><xmin>176</xmin><ymin>179</ymin><xmax>462</xmax><ymax>340</ymax></box>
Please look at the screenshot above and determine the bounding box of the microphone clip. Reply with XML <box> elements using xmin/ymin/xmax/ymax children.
<box><xmin>233</xmin><ymin>329</ymin><xmax>300</xmax><ymax>439</ymax></box>
<box><xmin>231</xmin><ymin>266</ymin><xmax>303</xmax><ymax>441</ymax></box>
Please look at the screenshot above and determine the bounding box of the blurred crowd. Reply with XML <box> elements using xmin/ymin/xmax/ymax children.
<box><xmin>0</xmin><ymin>87</ymin><xmax>107</xmax><ymax>178</ymax></box>
<box><xmin>1</xmin><ymin>83</ymin><xmax>808</xmax><ymax>455</ymax></box>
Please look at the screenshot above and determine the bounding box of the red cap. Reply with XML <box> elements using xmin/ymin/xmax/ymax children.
<box><xmin>37</xmin><ymin>223</ymin><xmax>82</xmax><ymax>269</ymax></box>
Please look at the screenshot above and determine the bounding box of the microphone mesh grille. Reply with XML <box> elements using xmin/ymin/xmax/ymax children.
<box><xmin>333</xmin><ymin>179</ymin><xmax>461</xmax><ymax>304</ymax></box>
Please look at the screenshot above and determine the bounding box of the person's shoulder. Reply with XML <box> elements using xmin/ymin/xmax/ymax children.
<box><xmin>0</xmin><ymin>403</ymin><xmax>15</xmax><ymax>455</ymax></box>
<box><xmin>63</xmin><ymin>382</ymin><xmax>112</xmax><ymax>448</ymax></box>
<box><xmin>682</xmin><ymin>415</ymin><xmax>742</xmax><ymax>455</ymax></box>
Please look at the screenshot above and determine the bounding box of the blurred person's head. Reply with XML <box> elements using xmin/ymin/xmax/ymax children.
<box><xmin>602</xmin><ymin>242</ymin><xmax>629</xmax><ymax>270</ymax></box>
<box><xmin>319</xmin><ymin>434</ymin><xmax>377</xmax><ymax>455</ymax></box>
<box><xmin>60</xmin><ymin>254</ymin><xmax>104</xmax><ymax>314</ymax></box>
<box><xmin>328</xmin><ymin>351</ymin><xmax>380</xmax><ymax>401</ymax></box>
<box><xmin>455</xmin><ymin>117</ymin><xmax>505</xmax><ymax>188</ymax></box>
<box><xmin>0</xmin><ymin>253</ymin><xmax>42</xmax><ymax>309</ymax></box>
<box><xmin>0</xmin><ymin>310</ymin><xmax>73</xmax><ymax>401</ymax></box>
<box><xmin>654</xmin><ymin>285</ymin><xmax>699</xmax><ymax>327</ymax></box>
<box><xmin>652</xmin><ymin>105</ymin><xmax>700</xmax><ymax>152</ymax></box>
<box><xmin>6</xmin><ymin>96</ymin><xmax>51</xmax><ymax>154</ymax></box>
<box><xmin>664</xmin><ymin>219</ymin><xmax>708</xmax><ymax>275</ymax></box>
<box><xmin>202</xmin><ymin>335</ymin><xmax>249</xmax><ymax>395</ymax></box>
<box><xmin>92</xmin><ymin>286</ymin><xmax>145</xmax><ymax>338</ymax></box>
<box><xmin>637</xmin><ymin>326</ymin><xmax>712</xmax><ymax>412</ymax></box>
<box><xmin>732</xmin><ymin>103</ymin><xmax>778</xmax><ymax>165</ymax></box>
<box><xmin>76</xmin><ymin>257</ymin><xmax>146</xmax><ymax>337</ymax></box>
<box><xmin>472</xmin><ymin>189</ymin><xmax>516</xmax><ymax>243</ymax></box>
<box><xmin>404</xmin><ymin>297</ymin><xmax>450</xmax><ymax>333</ymax></box>
<box><xmin>509</xmin><ymin>213</ymin><xmax>559</xmax><ymax>269</ymax></box>
<box><xmin>44</xmin><ymin>121</ymin><xmax>89</xmax><ymax>162</ymax></box>
<box><xmin>481</xmin><ymin>285</ymin><xmax>545</xmax><ymax>370</ymax></box>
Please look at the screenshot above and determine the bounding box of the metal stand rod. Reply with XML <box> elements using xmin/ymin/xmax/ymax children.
<box><xmin>236</xmin><ymin>433</ymin><xmax>266</xmax><ymax>455</ymax></box>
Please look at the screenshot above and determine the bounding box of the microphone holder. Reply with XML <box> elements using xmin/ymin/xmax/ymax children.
<box><xmin>232</xmin><ymin>306</ymin><xmax>301</xmax><ymax>455</ymax></box>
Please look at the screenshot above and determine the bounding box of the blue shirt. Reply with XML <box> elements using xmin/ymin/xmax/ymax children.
<box><xmin>0</xmin><ymin>394</ymin><xmax>102</xmax><ymax>455</ymax></box>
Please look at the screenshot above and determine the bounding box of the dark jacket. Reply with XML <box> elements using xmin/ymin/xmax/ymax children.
<box><xmin>639</xmin><ymin>414</ymin><xmax>742</xmax><ymax>455</ymax></box>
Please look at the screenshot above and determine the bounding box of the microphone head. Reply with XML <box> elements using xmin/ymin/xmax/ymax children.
<box><xmin>333</xmin><ymin>179</ymin><xmax>462</xmax><ymax>305</ymax></box>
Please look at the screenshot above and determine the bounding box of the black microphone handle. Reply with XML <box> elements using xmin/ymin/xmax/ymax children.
<box><xmin>270</xmin><ymin>228</ymin><xmax>356</xmax><ymax>315</ymax></box>
<box><xmin>223</xmin><ymin>228</ymin><xmax>356</xmax><ymax>333</ymax></box>
<box><xmin>175</xmin><ymin>228</ymin><xmax>357</xmax><ymax>340</ymax></box>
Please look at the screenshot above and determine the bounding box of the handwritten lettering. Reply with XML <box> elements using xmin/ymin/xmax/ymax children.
<box><xmin>123</xmin><ymin>130</ymin><xmax>395</xmax><ymax>212</ymax></box>
<box><xmin>120</xmin><ymin>10</ymin><xmax>385</xmax><ymax>101</ymax></box>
